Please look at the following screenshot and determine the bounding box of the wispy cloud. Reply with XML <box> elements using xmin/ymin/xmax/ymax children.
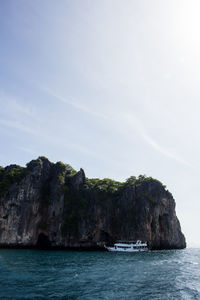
<box><xmin>0</xmin><ymin>119</ymin><xmax>37</xmax><ymax>135</ymax></box>
<box><xmin>0</xmin><ymin>117</ymin><xmax>104</xmax><ymax>161</ymax></box>
<box><xmin>120</xmin><ymin>112</ymin><xmax>193</xmax><ymax>168</ymax></box>
<box><xmin>141</xmin><ymin>132</ymin><xmax>192</xmax><ymax>168</ymax></box>
<box><xmin>0</xmin><ymin>89</ymin><xmax>107</xmax><ymax>160</ymax></box>
<box><xmin>42</xmin><ymin>87</ymin><xmax>107</xmax><ymax>120</ymax></box>
<box><xmin>0</xmin><ymin>91</ymin><xmax>35</xmax><ymax>118</ymax></box>
<box><xmin>42</xmin><ymin>87</ymin><xmax>193</xmax><ymax>168</ymax></box>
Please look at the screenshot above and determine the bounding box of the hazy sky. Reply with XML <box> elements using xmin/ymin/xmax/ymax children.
<box><xmin>1</xmin><ymin>0</ymin><xmax>200</xmax><ymax>246</ymax></box>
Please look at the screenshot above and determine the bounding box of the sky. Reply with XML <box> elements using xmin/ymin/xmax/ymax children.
<box><xmin>0</xmin><ymin>0</ymin><xmax>200</xmax><ymax>247</ymax></box>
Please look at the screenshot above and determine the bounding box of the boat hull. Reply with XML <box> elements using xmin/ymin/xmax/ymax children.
<box><xmin>107</xmin><ymin>247</ymin><xmax>148</xmax><ymax>252</ymax></box>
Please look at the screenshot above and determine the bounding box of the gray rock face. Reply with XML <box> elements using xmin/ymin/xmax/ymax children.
<box><xmin>0</xmin><ymin>157</ymin><xmax>186</xmax><ymax>250</ymax></box>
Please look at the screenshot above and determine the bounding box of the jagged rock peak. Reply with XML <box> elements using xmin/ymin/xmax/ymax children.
<box><xmin>72</xmin><ymin>168</ymin><xmax>86</xmax><ymax>189</ymax></box>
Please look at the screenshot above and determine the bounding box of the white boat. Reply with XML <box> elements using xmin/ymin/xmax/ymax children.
<box><xmin>105</xmin><ymin>240</ymin><xmax>148</xmax><ymax>252</ymax></box>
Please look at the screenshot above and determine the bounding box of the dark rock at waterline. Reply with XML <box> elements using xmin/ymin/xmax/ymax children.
<box><xmin>0</xmin><ymin>157</ymin><xmax>186</xmax><ymax>250</ymax></box>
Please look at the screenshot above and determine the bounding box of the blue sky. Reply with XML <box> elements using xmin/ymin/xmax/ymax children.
<box><xmin>1</xmin><ymin>0</ymin><xmax>200</xmax><ymax>246</ymax></box>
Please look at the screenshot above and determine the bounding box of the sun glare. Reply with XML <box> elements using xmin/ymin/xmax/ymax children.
<box><xmin>176</xmin><ymin>2</ymin><xmax>200</xmax><ymax>52</ymax></box>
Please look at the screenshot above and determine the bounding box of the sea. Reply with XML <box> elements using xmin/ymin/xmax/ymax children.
<box><xmin>0</xmin><ymin>248</ymin><xmax>199</xmax><ymax>300</ymax></box>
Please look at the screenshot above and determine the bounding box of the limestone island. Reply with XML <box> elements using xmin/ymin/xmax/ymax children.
<box><xmin>0</xmin><ymin>156</ymin><xmax>186</xmax><ymax>250</ymax></box>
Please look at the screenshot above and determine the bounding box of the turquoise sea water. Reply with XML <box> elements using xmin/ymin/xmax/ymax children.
<box><xmin>0</xmin><ymin>248</ymin><xmax>199</xmax><ymax>299</ymax></box>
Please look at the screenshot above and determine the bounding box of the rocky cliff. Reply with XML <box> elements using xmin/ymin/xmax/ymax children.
<box><xmin>0</xmin><ymin>157</ymin><xmax>186</xmax><ymax>250</ymax></box>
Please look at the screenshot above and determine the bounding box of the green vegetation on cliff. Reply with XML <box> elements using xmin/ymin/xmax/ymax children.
<box><xmin>0</xmin><ymin>165</ymin><xmax>27</xmax><ymax>197</ymax></box>
<box><xmin>0</xmin><ymin>157</ymin><xmax>169</xmax><ymax>200</ymax></box>
<box><xmin>84</xmin><ymin>178</ymin><xmax>123</xmax><ymax>194</ymax></box>
<box><xmin>84</xmin><ymin>174</ymin><xmax>167</xmax><ymax>194</ymax></box>
<box><xmin>57</xmin><ymin>161</ymin><xmax>77</xmax><ymax>176</ymax></box>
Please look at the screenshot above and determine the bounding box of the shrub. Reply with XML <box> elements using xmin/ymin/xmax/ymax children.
<box><xmin>0</xmin><ymin>165</ymin><xmax>27</xmax><ymax>197</ymax></box>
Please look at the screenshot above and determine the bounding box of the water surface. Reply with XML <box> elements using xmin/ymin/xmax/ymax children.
<box><xmin>0</xmin><ymin>248</ymin><xmax>199</xmax><ymax>299</ymax></box>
